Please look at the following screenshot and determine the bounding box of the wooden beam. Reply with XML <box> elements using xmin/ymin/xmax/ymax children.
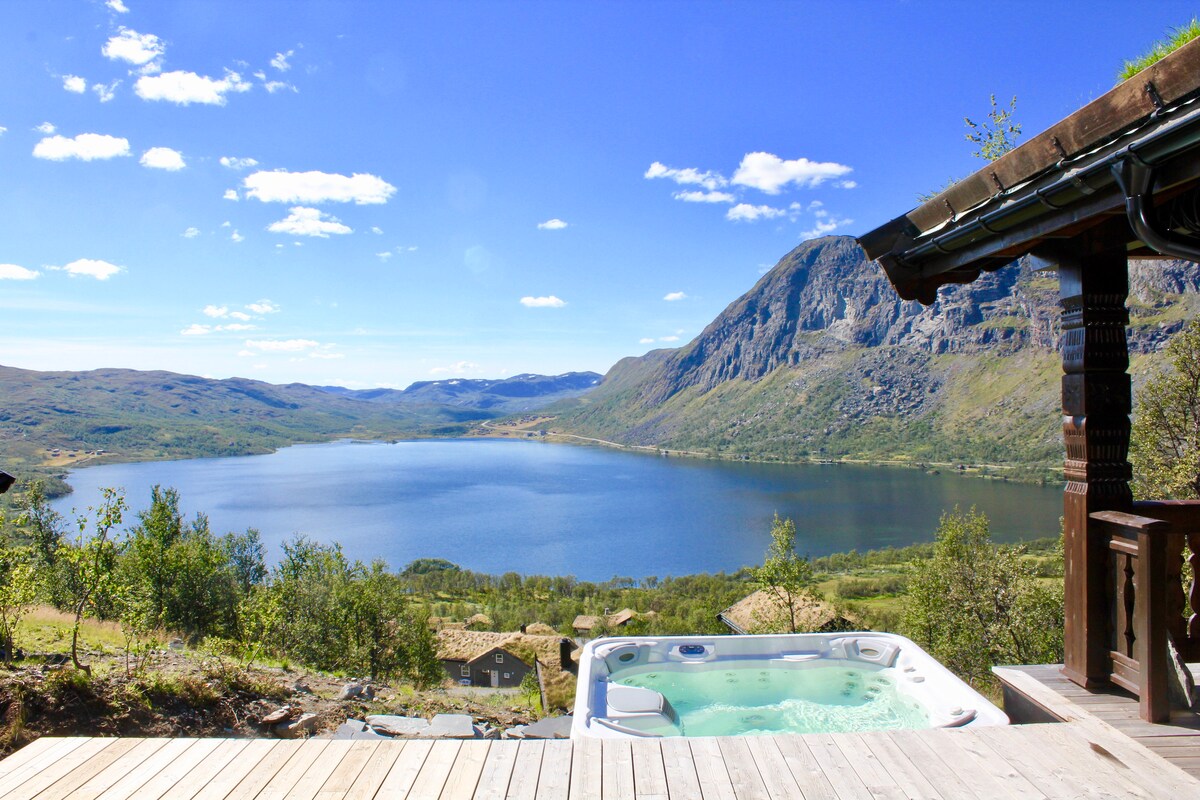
<box><xmin>1057</xmin><ymin>225</ymin><xmax>1133</xmax><ymax>690</ymax></box>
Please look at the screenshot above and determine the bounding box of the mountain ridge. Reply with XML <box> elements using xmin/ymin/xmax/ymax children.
<box><xmin>548</xmin><ymin>236</ymin><xmax>1199</xmax><ymax>475</ymax></box>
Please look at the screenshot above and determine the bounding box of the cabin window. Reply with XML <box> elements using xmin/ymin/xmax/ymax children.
<box><xmin>460</xmin><ymin>665</ymin><xmax>469</xmax><ymax>677</ymax></box>
<box><xmin>503</xmin><ymin>672</ymin><xmax>510</xmax><ymax>679</ymax></box>
<box><xmin>495</xmin><ymin>653</ymin><xmax>504</xmax><ymax>663</ymax></box>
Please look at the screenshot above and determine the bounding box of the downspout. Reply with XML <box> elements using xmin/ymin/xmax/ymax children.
<box><xmin>1113</xmin><ymin>158</ymin><xmax>1200</xmax><ymax>261</ymax></box>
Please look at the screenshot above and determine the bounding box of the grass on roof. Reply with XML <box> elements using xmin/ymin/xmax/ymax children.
<box><xmin>1118</xmin><ymin>18</ymin><xmax>1200</xmax><ymax>83</ymax></box>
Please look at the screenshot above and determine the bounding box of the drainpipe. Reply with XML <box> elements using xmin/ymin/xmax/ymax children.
<box><xmin>1114</xmin><ymin>158</ymin><xmax>1200</xmax><ymax>261</ymax></box>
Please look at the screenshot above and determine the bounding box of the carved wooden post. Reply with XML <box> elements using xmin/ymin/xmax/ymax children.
<box><xmin>1057</xmin><ymin>230</ymin><xmax>1132</xmax><ymax>689</ymax></box>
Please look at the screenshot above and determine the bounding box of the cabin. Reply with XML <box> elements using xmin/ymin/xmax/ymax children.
<box><xmin>434</xmin><ymin>628</ymin><xmax>580</xmax><ymax>707</ymax></box>
<box><xmin>860</xmin><ymin>37</ymin><xmax>1200</xmax><ymax>735</ymax></box>
<box><xmin>571</xmin><ymin>607</ymin><xmax>654</xmax><ymax>636</ymax></box>
<box><xmin>439</xmin><ymin>643</ymin><xmax>531</xmax><ymax>689</ymax></box>
<box><xmin>718</xmin><ymin>588</ymin><xmax>856</xmax><ymax>634</ymax></box>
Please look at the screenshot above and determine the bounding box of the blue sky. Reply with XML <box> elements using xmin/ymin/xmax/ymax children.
<box><xmin>2</xmin><ymin>1</ymin><xmax>1196</xmax><ymax>389</ymax></box>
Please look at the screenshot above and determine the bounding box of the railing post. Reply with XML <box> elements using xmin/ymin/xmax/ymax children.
<box><xmin>1055</xmin><ymin>226</ymin><xmax>1133</xmax><ymax>690</ymax></box>
<box><xmin>1136</xmin><ymin>520</ymin><xmax>1171</xmax><ymax>722</ymax></box>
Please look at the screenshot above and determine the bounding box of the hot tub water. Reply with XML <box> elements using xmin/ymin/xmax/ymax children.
<box><xmin>616</xmin><ymin>663</ymin><xmax>930</xmax><ymax>736</ymax></box>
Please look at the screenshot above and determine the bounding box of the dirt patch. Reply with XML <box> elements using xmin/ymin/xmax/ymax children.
<box><xmin>0</xmin><ymin>650</ymin><xmax>539</xmax><ymax>758</ymax></box>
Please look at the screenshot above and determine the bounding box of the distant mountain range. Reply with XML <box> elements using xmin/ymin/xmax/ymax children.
<box><xmin>547</xmin><ymin>235</ymin><xmax>1200</xmax><ymax>477</ymax></box>
<box><xmin>0</xmin><ymin>366</ymin><xmax>600</xmax><ymax>469</ymax></box>
<box><xmin>317</xmin><ymin>372</ymin><xmax>600</xmax><ymax>409</ymax></box>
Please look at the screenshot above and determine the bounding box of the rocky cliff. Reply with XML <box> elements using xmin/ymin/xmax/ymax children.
<box><xmin>553</xmin><ymin>236</ymin><xmax>1199</xmax><ymax>474</ymax></box>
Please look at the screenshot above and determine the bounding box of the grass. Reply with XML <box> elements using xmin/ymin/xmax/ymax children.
<box><xmin>16</xmin><ymin>606</ymin><xmax>127</xmax><ymax>657</ymax></box>
<box><xmin>1119</xmin><ymin>18</ymin><xmax>1200</xmax><ymax>82</ymax></box>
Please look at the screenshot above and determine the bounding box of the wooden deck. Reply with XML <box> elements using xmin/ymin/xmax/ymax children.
<box><xmin>995</xmin><ymin>663</ymin><xmax>1200</xmax><ymax>780</ymax></box>
<box><xmin>3</xmin><ymin>718</ymin><xmax>1199</xmax><ymax>800</ymax></box>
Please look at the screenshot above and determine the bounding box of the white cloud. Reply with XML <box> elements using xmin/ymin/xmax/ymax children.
<box><xmin>639</xmin><ymin>337</ymin><xmax>655</xmax><ymax>344</ymax></box>
<box><xmin>222</xmin><ymin>323</ymin><xmax>256</xmax><ymax>332</ymax></box>
<box><xmin>267</xmin><ymin>206</ymin><xmax>352</xmax><ymax>237</ymax></box>
<box><xmin>229</xmin><ymin>310</ymin><xmax>254</xmax><ymax>320</ymax></box>
<box><xmin>244</xmin><ymin>338</ymin><xmax>319</xmax><ymax>352</ymax></box>
<box><xmin>731</xmin><ymin>152</ymin><xmax>853</xmax><ymax>194</ymax></box>
<box><xmin>262</xmin><ymin>80</ymin><xmax>295</xmax><ymax>94</ymax></box>
<box><xmin>102</xmin><ymin>28</ymin><xmax>164</xmax><ymax>66</ymax></box>
<box><xmin>673</xmin><ymin>190</ymin><xmax>736</xmax><ymax>203</ymax></box>
<box><xmin>33</xmin><ymin>133</ymin><xmax>130</xmax><ymax>161</ymax></box>
<box><xmin>246</xmin><ymin>300</ymin><xmax>279</xmax><ymax>314</ymax></box>
<box><xmin>660</xmin><ymin>335</ymin><xmax>680</xmax><ymax>342</ymax></box>
<box><xmin>107</xmin><ymin>0</ymin><xmax>130</xmax><ymax>12</ymax></box>
<box><xmin>203</xmin><ymin>305</ymin><xmax>228</xmax><ymax>318</ymax></box>
<box><xmin>92</xmin><ymin>81</ymin><xmax>119</xmax><ymax>102</ymax></box>
<box><xmin>725</xmin><ymin>203</ymin><xmax>788</xmax><ymax>222</ymax></box>
<box><xmin>0</xmin><ymin>264</ymin><xmax>39</xmax><ymax>280</ymax></box>
<box><xmin>223</xmin><ymin>189</ymin><xmax>239</xmax><ymax>201</ymax></box>
<box><xmin>520</xmin><ymin>295</ymin><xmax>566</xmax><ymax>308</ymax></box>
<box><xmin>63</xmin><ymin>75</ymin><xmax>86</xmax><ymax>93</ymax></box>
<box><xmin>377</xmin><ymin>252</ymin><xmax>393</xmax><ymax>261</ymax></box>
<box><xmin>271</xmin><ymin>50</ymin><xmax>294</xmax><ymax>72</ymax></box>
<box><xmin>644</xmin><ymin>161</ymin><xmax>727</xmax><ymax>191</ymax></box>
<box><xmin>800</xmin><ymin>217</ymin><xmax>853</xmax><ymax>239</ymax></box>
<box><xmin>370</xmin><ymin>226</ymin><xmax>383</xmax><ymax>235</ymax></box>
<box><xmin>0</xmin><ymin>126</ymin><xmax>6</xmax><ymax>136</ymax></box>
<box><xmin>36</xmin><ymin>122</ymin><xmax>56</xmax><ymax>134</ymax></box>
<box><xmin>221</xmin><ymin>221</ymin><xmax>231</xmax><ymax>228</ymax></box>
<box><xmin>537</xmin><ymin>218</ymin><xmax>568</xmax><ymax>230</ymax></box>
<box><xmin>135</xmin><ymin>70</ymin><xmax>251</xmax><ymax>106</ymax></box>
<box><xmin>431</xmin><ymin>360</ymin><xmax>480</xmax><ymax>375</ymax></box>
<box><xmin>182</xmin><ymin>227</ymin><xmax>200</xmax><ymax>238</ymax></box>
<box><xmin>663</xmin><ymin>291</ymin><xmax>687</xmax><ymax>302</ymax></box>
<box><xmin>230</xmin><ymin>230</ymin><xmax>245</xmax><ymax>243</ymax></box>
<box><xmin>140</xmin><ymin>146</ymin><xmax>185</xmax><ymax>171</ymax></box>
<box><xmin>51</xmin><ymin>258</ymin><xmax>124</xmax><ymax>280</ymax></box>
<box><xmin>181</xmin><ymin>324</ymin><xmax>211</xmax><ymax>335</ymax></box>
<box><xmin>220</xmin><ymin>156</ymin><xmax>258</xmax><ymax>170</ymax></box>
<box><xmin>244</xmin><ymin>170</ymin><xmax>396</xmax><ymax>205</ymax></box>
<box><xmin>835</xmin><ymin>180</ymin><xmax>858</xmax><ymax>189</ymax></box>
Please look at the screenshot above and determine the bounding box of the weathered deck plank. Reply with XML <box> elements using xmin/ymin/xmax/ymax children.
<box><xmin>4</xmin><ymin>721</ymin><xmax>1200</xmax><ymax>800</ymax></box>
<box><xmin>438</xmin><ymin>740</ymin><xmax>489</xmax><ymax>800</ymax></box>
<box><xmin>995</xmin><ymin>664</ymin><xmax>1200</xmax><ymax>782</ymax></box>
<box><xmin>566</xmin><ymin>734</ymin><xmax>601</xmax><ymax>800</ymax></box>
<box><xmin>534</xmin><ymin>740</ymin><xmax>572</xmax><ymax>800</ymax></box>
<box><xmin>473</xmin><ymin>740</ymin><xmax>518</xmax><ymax>800</ymax></box>
<box><xmin>505</xmin><ymin>739</ymin><xmax>544</xmax><ymax>800</ymax></box>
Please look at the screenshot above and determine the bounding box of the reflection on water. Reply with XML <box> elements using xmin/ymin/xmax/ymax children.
<box><xmin>54</xmin><ymin>439</ymin><xmax>1061</xmax><ymax>581</ymax></box>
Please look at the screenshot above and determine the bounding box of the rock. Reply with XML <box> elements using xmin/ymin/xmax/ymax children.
<box><xmin>366</xmin><ymin>714</ymin><xmax>430</xmax><ymax>737</ymax></box>
<box><xmin>330</xmin><ymin>719</ymin><xmax>387</xmax><ymax>740</ymax></box>
<box><xmin>273</xmin><ymin>712</ymin><xmax>318</xmax><ymax>739</ymax></box>
<box><xmin>504</xmin><ymin>725</ymin><xmax>527</xmax><ymax>739</ymax></box>
<box><xmin>519</xmin><ymin>716</ymin><xmax>573</xmax><ymax>739</ymax></box>
<box><xmin>362</xmin><ymin>685</ymin><xmax>376</xmax><ymax>701</ymax></box>
<box><xmin>260</xmin><ymin>706</ymin><xmax>297</xmax><ymax>726</ymax></box>
<box><xmin>426</xmin><ymin>714</ymin><xmax>477</xmax><ymax>739</ymax></box>
<box><xmin>292</xmin><ymin>680</ymin><xmax>312</xmax><ymax>694</ymax></box>
<box><xmin>338</xmin><ymin>683</ymin><xmax>365</xmax><ymax>701</ymax></box>
<box><xmin>168</xmin><ymin>638</ymin><xmax>185</xmax><ymax>651</ymax></box>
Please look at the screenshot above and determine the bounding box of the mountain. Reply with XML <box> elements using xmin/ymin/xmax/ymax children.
<box><xmin>318</xmin><ymin>372</ymin><xmax>601</xmax><ymax>412</ymax></box>
<box><xmin>549</xmin><ymin>236</ymin><xmax>1200</xmax><ymax>477</ymax></box>
<box><xmin>0</xmin><ymin>367</ymin><xmax>599</xmax><ymax>470</ymax></box>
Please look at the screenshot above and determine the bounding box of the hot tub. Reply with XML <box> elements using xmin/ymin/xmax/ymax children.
<box><xmin>571</xmin><ymin>632</ymin><xmax>1008</xmax><ymax>738</ymax></box>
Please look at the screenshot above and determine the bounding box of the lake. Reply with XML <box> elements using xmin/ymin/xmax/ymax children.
<box><xmin>53</xmin><ymin>439</ymin><xmax>1062</xmax><ymax>581</ymax></box>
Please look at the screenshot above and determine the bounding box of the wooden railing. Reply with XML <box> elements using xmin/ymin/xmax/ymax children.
<box><xmin>1089</xmin><ymin>500</ymin><xmax>1200</xmax><ymax>722</ymax></box>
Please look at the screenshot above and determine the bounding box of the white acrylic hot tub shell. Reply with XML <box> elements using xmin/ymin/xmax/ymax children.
<box><xmin>571</xmin><ymin>632</ymin><xmax>1009</xmax><ymax>739</ymax></box>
